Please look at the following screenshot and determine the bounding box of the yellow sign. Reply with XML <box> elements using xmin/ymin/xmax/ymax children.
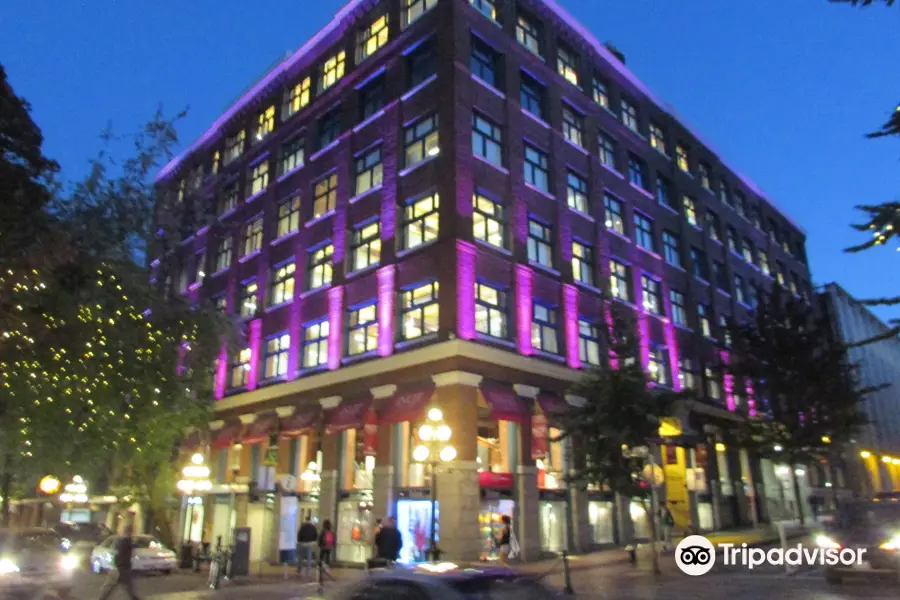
<box><xmin>38</xmin><ymin>475</ymin><xmax>61</xmax><ymax>495</ymax></box>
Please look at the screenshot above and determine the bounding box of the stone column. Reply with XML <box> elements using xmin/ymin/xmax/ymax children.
<box><xmin>318</xmin><ymin>396</ymin><xmax>342</xmax><ymax>526</ymax></box>
<box><xmin>371</xmin><ymin>385</ymin><xmax>397</xmax><ymax>519</ymax></box>
<box><xmin>515</xmin><ymin>465</ymin><xmax>541</xmax><ymax>560</ymax></box>
<box><xmin>615</xmin><ymin>493</ymin><xmax>634</xmax><ymax>544</ymax></box>
<box><xmin>569</xmin><ymin>484</ymin><xmax>592</xmax><ymax>552</ymax></box>
<box><xmin>432</xmin><ymin>371</ymin><xmax>482</xmax><ymax>561</ymax></box>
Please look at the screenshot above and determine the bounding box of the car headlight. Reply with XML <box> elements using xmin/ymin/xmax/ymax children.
<box><xmin>815</xmin><ymin>534</ymin><xmax>842</xmax><ymax>549</ymax></box>
<box><xmin>61</xmin><ymin>554</ymin><xmax>79</xmax><ymax>571</ymax></box>
<box><xmin>60</xmin><ymin>538</ymin><xmax>72</xmax><ymax>551</ymax></box>
<box><xmin>880</xmin><ymin>534</ymin><xmax>900</xmax><ymax>551</ymax></box>
<box><xmin>0</xmin><ymin>558</ymin><xmax>19</xmax><ymax>575</ymax></box>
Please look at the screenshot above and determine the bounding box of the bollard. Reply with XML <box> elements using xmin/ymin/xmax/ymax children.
<box><xmin>626</xmin><ymin>544</ymin><xmax>637</xmax><ymax>565</ymax></box>
<box><xmin>562</xmin><ymin>551</ymin><xmax>574</xmax><ymax>595</ymax></box>
<box><xmin>317</xmin><ymin>557</ymin><xmax>324</xmax><ymax>595</ymax></box>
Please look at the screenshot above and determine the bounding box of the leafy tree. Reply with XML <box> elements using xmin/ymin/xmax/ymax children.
<box><xmin>555</xmin><ymin>306</ymin><xmax>684</xmax><ymax>574</ymax></box>
<box><xmin>726</xmin><ymin>287</ymin><xmax>874</xmax><ymax>525</ymax></box>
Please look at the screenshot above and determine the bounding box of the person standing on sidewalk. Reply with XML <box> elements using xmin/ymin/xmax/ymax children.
<box><xmin>375</xmin><ymin>516</ymin><xmax>403</xmax><ymax>565</ymax></box>
<box><xmin>296</xmin><ymin>516</ymin><xmax>318</xmax><ymax>577</ymax></box>
<box><xmin>318</xmin><ymin>519</ymin><xmax>335</xmax><ymax>571</ymax></box>
<box><xmin>98</xmin><ymin>525</ymin><xmax>139</xmax><ymax>600</ymax></box>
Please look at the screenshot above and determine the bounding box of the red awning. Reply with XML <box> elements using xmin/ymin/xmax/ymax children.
<box><xmin>242</xmin><ymin>414</ymin><xmax>278</xmax><ymax>445</ymax></box>
<box><xmin>325</xmin><ymin>396</ymin><xmax>372</xmax><ymax>434</ymax></box>
<box><xmin>211</xmin><ymin>422</ymin><xmax>242</xmax><ymax>449</ymax></box>
<box><xmin>537</xmin><ymin>394</ymin><xmax>570</xmax><ymax>421</ymax></box>
<box><xmin>378</xmin><ymin>385</ymin><xmax>435</xmax><ymax>424</ymax></box>
<box><xmin>531</xmin><ymin>413</ymin><xmax>549</xmax><ymax>460</ymax></box>
<box><xmin>279</xmin><ymin>408</ymin><xmax>320</xmax><ymax>438</ymax></box>
<box><xmin>481</xmin><ymin>385</ymin><xmax>529</xmax><ymax>424</ymax></box>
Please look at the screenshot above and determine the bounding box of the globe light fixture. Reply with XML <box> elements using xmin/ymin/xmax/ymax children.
<box><xmin>38</xmin><ymin>476</ymin><xmax>61</xmax><ymax>495</ymax></box>
<box><xmin>414</xmin><ymin>407</ymin><xmax>456</xmax><ymax>562</ymax></box>
<box><xmin>413</xmin><ymin>445</ymin><xmax>430</xmax><ymax>462</ymax></box>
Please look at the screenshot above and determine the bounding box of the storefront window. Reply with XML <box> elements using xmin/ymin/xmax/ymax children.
<box><xmin>630</xmin><ymin>501</ymin><xmax>650</xmax><ymax>539</ymax></box>
<box><xmin>536</xmin><ymin>426</ymin><xmax>565</xmax><ymax>489</ymax></box>
<box><xmin>588</xmin><ymin>501</ymin><xmax>615</xmax><ymax>544</ymax></box>
<box><xmin>476</xmin><ymin>423</ymin><xmax>512</xmax><ymax>473</ymax></box>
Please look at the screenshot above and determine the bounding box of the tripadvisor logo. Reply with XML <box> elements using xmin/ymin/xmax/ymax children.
<box><xmin>675</xmin><ymin>535</ymin><xmax>867</xmax><ymax>576</ymax></box>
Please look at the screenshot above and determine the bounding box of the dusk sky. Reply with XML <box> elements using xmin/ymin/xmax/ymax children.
<box><xmin>2</xmin><ymin>0</ymin><xmax>897</xmax><ymax>322</ymax></box>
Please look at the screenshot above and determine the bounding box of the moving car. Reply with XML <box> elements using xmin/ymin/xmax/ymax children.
<box><xmin>815</xmin><ymin>499</ymin><xmax>900</xmax><ymax>584</ymax></box>
<box><xmin>53</xmin><ymin>521</ymin><xmax>112</xmax><ymax>568</ymax></box>
<box><xmin>0</xmin><ymin>528</ymin><xmax>78</xmax><ymax>598</ymax></box>
<box><xmin>90</xmin><ymin>535</ymin><xmax>177</xmax><ymax>575</ymax></box>
<box><xmin>324</xmin><ymin>563</ymin><xmax>562</xmax><ymax>599</ymax></box>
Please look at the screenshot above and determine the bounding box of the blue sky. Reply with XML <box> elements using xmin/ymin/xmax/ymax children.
<box><xmin>1</xmin><ymin>0</ymin><xmax>897</xmax><ymax>321</ymax></box>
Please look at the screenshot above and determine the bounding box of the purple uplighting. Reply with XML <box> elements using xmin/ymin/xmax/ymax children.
<box><xmin>661</xmin><ymin>283</ymin><xmax>682</xmax><ymax>391</ymax></box>
<box><xmin>332</xmin><ymin>209</ymin><xmax>346</xmax><ymax>266</ymax></box>
<box><xmin>214</xmin><ymin>344</ymin><xmax>227</xmax><ymax>400</ymax></box>
<box><xmin>377</xmin><ymin>265</ymin><xmax>396</xmax><ymax>357</ymax></box>
<box><xmin>247</xmin><ymin>318</ymin><xmax>262</xmax><ymax>391</ymax></box>
<box><xmin>515</xmin><ymin>264</ymin><xmax>533</xmax><ymax>356</ymax></box>
<box><xmin>328</xmin><ymin>285</ymin><xmax>344</xmax><ymax>370</ymax></box>
<box><xmin>288</xmin><ymin>293</ymin><xmax>303</xmax><ymax>377</ymax></box>
<box><xmin>720</xmin><ymin>349</ymin><xmax>736</xmax><ymax>411</ymax></box>
<box><xmin>637</xmin><ymin>311</ymin><xmax>651</xmax><ymax>372</ymax></box>
<box><xmin>563</xmin><ymin>284</ymin><xmax>580</xmax><ymax>369</ymax></box>
<box><xmin>456</xmin><ymin>241</ymin><xmax>477</xmax><ymax>340</ymax></box>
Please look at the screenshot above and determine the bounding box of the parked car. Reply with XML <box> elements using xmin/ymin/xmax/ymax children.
<box><xmin>53</xmin><ymin>521</ymin><xmax>113</xmax><ymax>567</ymax></box>
<box><xmin>322</xmin><ymin>563</ymin><xmax>562</xmax><ymax>600</ymax></box>
<box><xmin>816</xmin><ymin>499</ymin><xmax>900</xmax><ymax>584</ymax></box>
<box><xmin>90</xmin><ymin>535</ymin><xmax>177</xmax><ymax>575</ymax></box>
<box><xmin>0</xmin><ymin>527</ymin><xmax>77</xmax><ymax>598</ymax></box>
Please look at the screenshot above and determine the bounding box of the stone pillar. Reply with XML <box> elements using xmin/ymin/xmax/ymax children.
<box><xmin>515</xmin><ymin>465</ymin><xmax>540</xmax><ymax>560</ymax></box>
<box><xmin>615</xmin><ymin>493</ymin><xmax>634</xmax><ymax>544</ymax></box>
<box><xmin>686</xmin><ymin>448</ymin><xmax>701</xmax><ymax>532</ymax></box>
<box><xmin>317</xmin><ymin>396</ymin><xmax>341</xmax><ymax>526</ymax></box>
<box><xmin>371</xmin><ymin>385</ymin><xmax>397</xmax><ymax>519</ymax></box>
<box><xmin>569</xmin><ymin>485</ymin><xmax>592</xmax><ymax>552</ymax></box>
<box><xmin>432</xmin><ymin>371</ymin><xmax>482</xmax><ymax>561</ymax></box>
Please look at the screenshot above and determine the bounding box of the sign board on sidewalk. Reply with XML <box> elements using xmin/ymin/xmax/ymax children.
<box><xmin>278</xmin><ymin>496</ymin><xmax>298</xmax><ymax>551</ymax></box>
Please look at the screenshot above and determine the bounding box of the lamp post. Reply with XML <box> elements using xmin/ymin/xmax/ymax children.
<box><xmin>177</xmin><ymin>453</ymin><xmax>212</xmax><ymax>545</ymax></box>
<box><xmin>413</xmin><ymin>407</ymin><xmax>455</xmax><ymax>562</ymax></box>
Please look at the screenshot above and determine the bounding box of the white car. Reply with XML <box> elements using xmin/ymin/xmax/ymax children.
<box><xmin>90</xmin><ymin>535</ymin><xmax>177</xmax><ymax>575</ymax></box>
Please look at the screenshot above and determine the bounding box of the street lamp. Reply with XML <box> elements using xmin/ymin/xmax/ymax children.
<box><xmin>59</xmin><ymin>476</ymin><xmax>88</xmax><ymax>504</ymax></box>
<box><xmin>413</xmin><ymin>407</ymin><xmax>455</xmax><ymax>561</ymax></box>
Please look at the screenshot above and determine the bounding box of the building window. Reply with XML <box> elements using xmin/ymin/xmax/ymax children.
<box><xmin>215</xmin><ymin>236</ymin><xmax>232</xmax><ymax>273</ymax></box>
<box><xmin>240</xmin><ymin>280</ymin><xmax>259</xmax><ymax>318</ymax></box>
<box><xmin>649</xmin><ymin>122</ymin><xmax>667</xmax><ymax>155</ymax></box>
<box><xmin>470</xmin><ymin>0</ymin><xmax>497</xmax><ymax>19</ymax></box>
<box><xmin>520</xmin><ymin>72</ymin><xmax>545</xmax><ymax>119</ymax></box>
<box><xmin>742</xmin><ymin>238</ymin><xmax>755</xmax><ymax>265</ymax></box>
<box><xmin>561</xmin><ymin>104</ymin><xmax>584</xmax><ymax>147</ymax></box>
<box><xmin>532</xmin><ymin>304</ymin><xmax>559</xmax><ymax>354</ymax></box>
<box><xmin>726</xmin><ymin>226</ymin><xmax>739</xmax><ymax>254</ymax></box>
<box><xmin>641</xmin><ymin>275</ymin><xmax>662</xmax><ymax>316</ymax></box>
<box><xmin>404</xmin><ymin>113</ymin><xmax>439</xmax><ymax>167</ymax></box>
<box><xmin>229</xmin><ymin>348</ymin><xmax>252</xmax><ymax>389</ymax></box>
<box><xmin>350</xmin><ymin>221</ymin><xmax>381</xmax><ymax>271</ymax></box>
<box><xmin>670</xmin><ymin>290</ymin><xmax>687</xmax><ymax>326</ymax></box>
<box><xmin>720</xmin><ymin>184</ymin><xmax>732</xmax><ymax>209</ymax></box>
<box><xmin>679</xmin><ymin>358</ymin><xmax>697</xmax><ymax>390</ymax></box>
<box><xmin>527</xmin><ymin>218</ymin><xmax>553</xmax><ymax>267</ymax></box>
<box><xmin>609</xmin><ymin>259</ymin><xmax>631</xmax><ymax>303</ymax></box>
<box><xmin>475</xmin><ymin>282</ymin><xmax>508</xmax><ymax>338</ymax></box>
<box><xmin>302</xmin><ymin>320</ymin><xmax>329</xmax><ymax>369</ymax></box>
<box><xmin>747</xmin><ymin>283</ymin><xmax>759</xmax><ymax>309</ymax></box>
<box><xmin>604</xmin><ymin>194</ymin><xmax>625</xmax><ymax>236</ymax></box>
<box><xmin>691</xmin><ymin>248</ymin><xmax>709</xmax><ymax>281</ymax></box>
<box><xmin>470</xmin><ymin>36</ymin><xmax>499</xmax><ymax>87</ymax></box>
<box><xmin>403</xmin><ymin>0</ymin><xmax>437</xmax><ymax>28</ymax></box>
<box><xmin>706</xmin><ymin>211</ymin><xmax>722</xmax><ymax>243</ymax></box>
<box><xmin>734</xmin><ymin>274</ymin><xmax>746</xmax><ymax>305</ymax></box>
<box><xmin>592</xmin><ymin>77</ymin><xmax>609</xmax><ymax>109</ymax></box>
<box><xmin>313</xmin><ymin>173</ymin><xmax>338</xmax><ymax>219</ymax></box>
<box><xmin>359</xmin><ymin>76</ymin><xmax>385</xmax><ymax>122</ymax></box>
<box><xmin>633</xmin><ymin>212</ymin><xmax>655</xmax><ymax>252</ymax></box>
<box><xmin>683</xmin><ymin>196</ymin><xmax>699</xmax><ymax>227</ymax></box>
<box><xmin>516</xmin><ymin>13</ymin><xmax>541</xmax><ymax>56</ymax></box>
<box><xmin>243</xmin><ymin>217</ymin><xmax>263</xmax><ymax>257</ymax></box>
<box><xmin>247</xmin><ymin>160</ymin><xmax>269</xmax><ymax>198</ymax></box>
<box><xmin>473</xmin><ymin>192</ymin><xmax>505</xmax><ymax>248</ymax></box>
<box><xmin>713</xmin><ymin>260</ymin><xmax>729</xmax><ymax>291</ymax></box>
<box><xmin>578</xmin><ymin>319</ymin><xmax>601</xmax><ymax>366</ymax></box>
<box><xmin>759</xmin><ymin>252</ymin><xmax>771</xmax><ymax>277</ymax></box>
<box><xmin>277</xmin><ymin>196</ymin><xmax>301</xmax><ymax>239</ymax></box>
<box><xmin>572</xmin><ymin>240</ymin><xmax>594</xmax><ymax>286</ymax></box>
<box><xmin>472</xmin><ymin>113</ymin><xmax>503</xmax><ymax>167</ymax></box>
<box><xmin>285</xmin><ymin>77</ymin><xmax>311</xmax><ymax>117</ymax></box>
<box><xmin>566</xmin><ymin>170</ymin><xmax>588</xmax><ymax>213</ymax></box>
<box><xmin>214</xmin><ymin>294</ymin><xmax>227</xmax><ymax>314</ymax></box>
<box><xmin>656</xmin><ymin>176</ymin><xmax>673</xmax><ymax>208</ymax></box>
<box><xmin>598</xmin><ymin>133</ymin><xmax>617</xmax><ymax>169</ymax></box>
<box><xmin>402</xmin><ymin>192</ymin><xmax>440</xmax><ymax>250</ymax></box>
<box><xmin>255</xmin><ymin>106</ymin><xmax>275</xmax><ymax>141</ymax></box>
<box><xmin>320</xmin><ymin>50</ymin><xmax>346</xmax><ymax>91</ymax></box>
<box><xmin>557</xmin><ymin>41</ymin><xmax>579</xmax><ymax>86</ymax></box>
<box><xmin>317</xmin><ymin>108</ymin><xmax>341</xmax><ymax>149</ymax></box>
<box><xmin>662</xmin><ymin>231</ymin><xmax>681</xmax><ymax>267</ymax></box>
<box><xmin>697</xmin><ymin>304</ymin><xmax>713</xmax><ymax>339</ymax></box>
<box><xmin>648</xmin><ymin>346</ymin><xmax>670</xmax><ymax>386</ymax></box>
<box><xmin>224</xmin><ymin>130</ymin><xmax>245</xmax><ymax>164</ymax></box>
<box><xmin>347</xmin><ymin>303</ymin><xmax>378</xmax><ymax>356</ymax></box>
<box><xmin>193</xmin><ymin>251</ymin><xmax>206</xmax><ymax>284</ymax></box>
<box><xmin>676</xmin><ymin>144</ymin><xmax>690</xmax><ymax>173</ymax></box>
<box><xmin>627</xmin><ymin>154</ymin><xmax>646</xmax><ymax>189</ymax></box>
<box><xmin>357</xmin><ymin>14</ymin><xmax>389</xmax><ymax>62</ymax></box>
<box><xmin>354</xmin><ymin>146</ymin><xmax>383</xmax><ymax>196</ymax></box>
<box><xmin>218</xmin><ymin>181</ymin><xmax>239</xmax><ymax>216</ymax></box>
<box><xmin>698</xmin><ymin>162</ymin><xmax>712</xmax><ymax>190</ymax></box>
<box><xmin>270</xmin><ymin>262</ymin><xmax>296</xmax><ymax>307</ymax></box>
<box><xmin>280</xmin><ymin>136</ymin><xmax>305</xmax><ymax>175</ymax></box>
<box><xmin>523</xmin><ymin>144</ymin><xmax>549</xmax><ymax>192</ymax></box>
<box><xmin>705</xmin><ymin>367</ymin><xmax>722</xmax><ymax>400</ymax></box>
<box><xmin>263</xmin><ymin>333</ymin><xmax>290</xmax><ymax>380</ymax></box>
<box><xmin>620</xmin><ymin>98</ymin><xmax>639</xmax><ymax>133</ymax></box>
<box><xmin>408</xmin><ymin>39</ymin><xmax>436</xmax><ymax>88</ymax></box>
<box><xmin>734</xmin><ymin>192</ymin><xmax>747</xmax><ymax>218</ymax></box>
<box><xmin>307</xmin><ymin>243</ymin><xmax>334</xmax><ymax>290</ymax></box>
<box><xmin>401</xmin><ymin>281</ymin><xmax>439</xmax><ymax>340</ymax></box>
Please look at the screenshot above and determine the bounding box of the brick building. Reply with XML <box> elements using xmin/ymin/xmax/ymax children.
<box><xmin>157</xmin><ymin>0</ymin><xmax>813</xmax><ymax>563</ymax></box>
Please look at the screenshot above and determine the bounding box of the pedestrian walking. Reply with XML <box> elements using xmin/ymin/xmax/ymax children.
<box><xmin>496</xmin><ymin>515</ymin><xmax>512</xmax><ymax>565</ymax></box>
<box><xmin>296</xmin><ymin>516</ymin><xmax>318</xmax><ymax>577</ymax></box>
<box><xmin>97</xmin><ymin>525</ymin><xmax>140</xmax><ymax>600</ymax></box>
<box><xmin>318</xmin><ymin>519</ymin><xmax>335</xmax><ymax>572</ymax></box>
